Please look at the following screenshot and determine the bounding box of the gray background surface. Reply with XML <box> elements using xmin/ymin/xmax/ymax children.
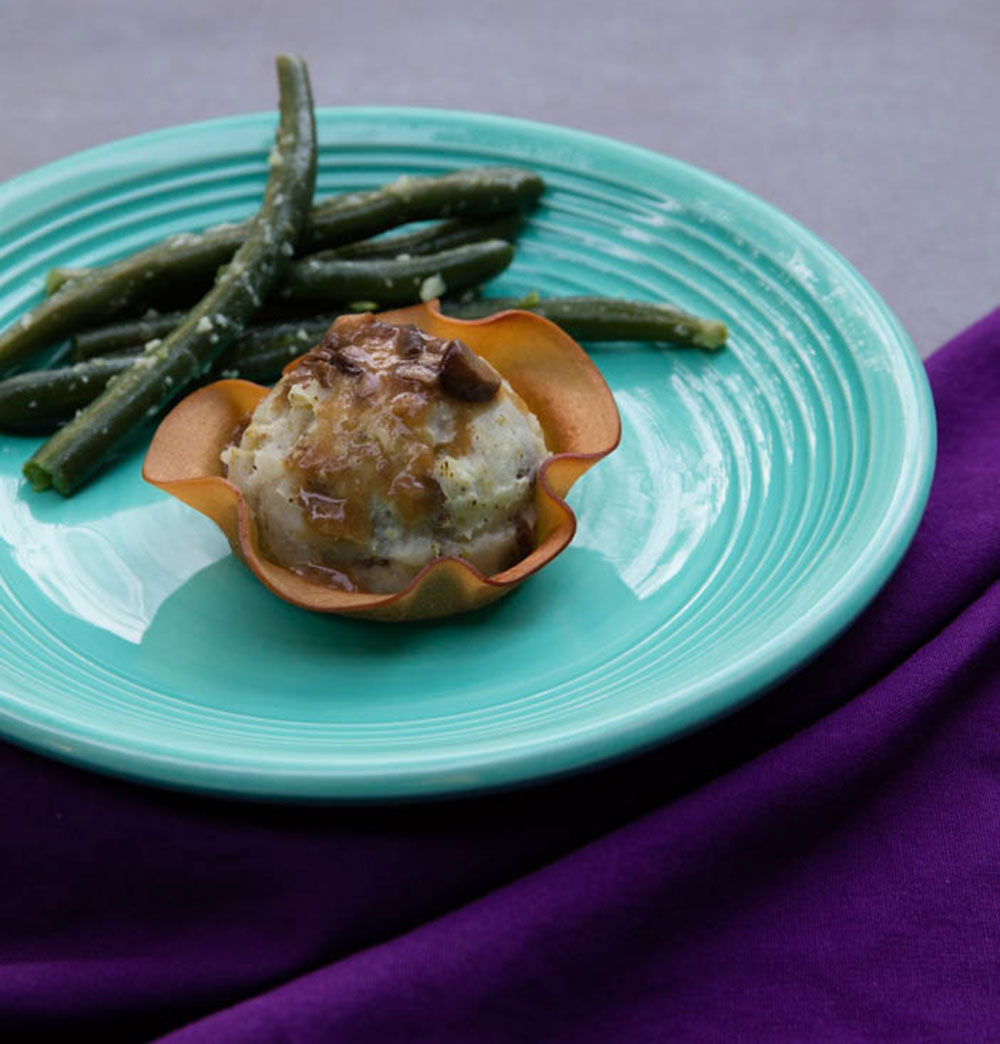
<box><xmin>3</xmin><ymin>0</ymin><xmax>998</xmax><ymax>357</ymax></box>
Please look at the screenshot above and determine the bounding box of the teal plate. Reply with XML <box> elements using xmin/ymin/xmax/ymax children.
<box><xmin>0</xmin><ymin>109</ymin><xmax>935</xmax><ymax>801</ymax></box>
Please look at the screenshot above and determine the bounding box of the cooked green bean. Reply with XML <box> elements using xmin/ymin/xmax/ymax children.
<box><xmin>23</xmin><ymin>54</ymin><xmax>317</xmax><ymax>495</ymax></box>
<box><xmin>315</xmin><ymin>212</ymin><xmax>525</xmax><ymax>262</ymax></box>
<box><xmin>3</xmin><ymin>319</ymin><xmax>328</xmax><ymax>431</ymax></box>
<box><xmin>224</xmin><ymin>340</ymin><xmax>317</xmax><ymax>382</ymax></box>
<box><xmin>72</xmin><ymin>218</ymin><xmax>525</xmax><ymax>360</ymax></box>
<box><xmin>78</xmin><ymin>290</ymin><xmax>725</xmax><ymax>376</ymax></box>
<box><xmin>74</xmin><ymin>313</ymin><xmax>330</xmax><ymax>362</ymax></box>
<box><xmin>4</xmin><ymin>239</ymin><xmax>238</xmax><ymax>377</ymax></box>
<box><xmin>443</xmin><ymin>295</ymin><xmax>728</xmax><ymax>348</ymax></box>
<box><xmin>0</xmin><ymin>332</ymin><xmax>316</xmax><ymax>432</ymax></box>
<box><xmin>0</xmin><ymin>357</ymin><xmax>135</xmax><ymax>433</ymax></box>
<box><xmin>279</xmin><ymin>240</ymin><xmax>515</xmax><ymax>308</ymax></box>
<box><xmin>44</xmin><ymin>268</ymin><xmax>90</xmax><ymax>296</ymax></box>
<box><xmin>4</xmin><ymin>168</ymin><xmax>543</xmax><ymax>372</ymax></box>
<box><xmin>46</xmin><ymin>209</ymin><xmax>531</xmax><ymax>303</ymax></box>
<box><xmin>71</xmin><ymin>313</ymin><xmax>183</xmax><ymax>359</ymax></box>
<box><xmin>300</xmin><ymin>168</ymin><xmax>542</xmax><ymax>254</ymax></box>
<box><xmin>216</xmin><ymin>318</ymin><xmax>333</xmax><ymax>375</ymax></box>
<box><xmin>14</xmin><ymin>290</ymin><xmax>729</xmax><ymax>436</ymax></box>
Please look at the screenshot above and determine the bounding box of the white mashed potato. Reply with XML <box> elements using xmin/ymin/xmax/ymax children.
<box><xmin>222</xmin><ymin>313</ymin><xmax>548</xmax><ymax>593</ymax></box>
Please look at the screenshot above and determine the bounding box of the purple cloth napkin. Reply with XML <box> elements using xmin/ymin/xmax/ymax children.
<box><xmin>3</xmin><ymin>310</ymin><xmax>999</xmax><ymax>1043</ymax></box>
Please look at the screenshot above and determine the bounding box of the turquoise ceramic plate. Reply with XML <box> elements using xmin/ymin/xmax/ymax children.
<box><xmin>0</xmin><ymin>109</ymin><xmax>935</xmax><ymax>801</ymax></box>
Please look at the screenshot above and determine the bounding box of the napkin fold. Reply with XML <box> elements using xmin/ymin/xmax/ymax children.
<box><xmin>3</xmin><ymin>310</ymin><xmax>998</xmax><ymax>1043</ymax></box>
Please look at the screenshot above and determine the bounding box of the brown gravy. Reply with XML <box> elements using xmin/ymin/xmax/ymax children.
<box><xmin>282</xmin><ymin>314</ymin><xmax>497</xmax><ymax>546</ymax></box>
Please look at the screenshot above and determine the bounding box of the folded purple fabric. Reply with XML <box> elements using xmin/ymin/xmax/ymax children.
<box><xmin>3</xmin><ymin>310</ymin><xmax>998</xmax><ymax>1043</ymax></box>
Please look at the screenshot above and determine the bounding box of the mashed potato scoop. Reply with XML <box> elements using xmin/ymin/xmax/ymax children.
<box><xmin>142</xmin><ymin>301</ymin><xmax>620</xmax><ymax>621</ymax></box>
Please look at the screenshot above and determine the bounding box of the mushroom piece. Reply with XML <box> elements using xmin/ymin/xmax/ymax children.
<box><xmin>439</xmin><ymin>338</ymin><xmax>502</xmax><ymax>402</ymax></box>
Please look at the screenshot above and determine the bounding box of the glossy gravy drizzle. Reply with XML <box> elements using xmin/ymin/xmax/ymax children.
<box><xmin>282</xmin><ymin>313</ymin><xmax>500</xmax><ymax>546</ymax></box>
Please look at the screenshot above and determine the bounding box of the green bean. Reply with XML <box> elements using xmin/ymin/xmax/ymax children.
<box><xmin>74</xmin><ymin>313</ymin><xmax>329</xmax><ymax>362</ymax></box>
<box><xmin>56</xmin><ymin>214</ymin><xmax>528</xmax><ymax>304</ymax></box>
<box><xmin>300</xmin><ymin>168</ymin><xmax>542</xmax><ymax>254</ymax></box>
<box><xmin>78</xmin><ymin>290</ymin><xmax>724</xmax><ymax>379</ymax></box>
<box><xmin>224</xmin><ymin>343</ymin><xmax>313</xmax><ymax>382</ymax></box>
<box><xmin>4</xmin><ymin>168</ymin><xmax>543</xmax><ymax>372</ymax></box>
<box><xmin>314</xmin><ymin>212</ymin><xmax>525</xmax><ymax>262</ymax></box>
<box><xmin>78</xmin><ymin>289</ymin><xmax>724</xmax><ymax>384</ymax></box>
<box><xmin>12</xmin><ymin>290</ymin><xmax>729</xmax><ymax>436</ymax></box>
<box><xmin>71</xmin><ymin>217</ymin><xmax>525</xmax><ymax>360</ymax></box>
<box><xmin>4</xmin><ymin>239</ymin><xmax>236</xmax><ymax>377</ymax></box>
<box><xmin>279</xmin><ymin>240</ymin><xmax>515</xmax><ymax>308</ymax></box>
<box><xmin>216</xmin><ymin>318</ymin><xmax>333</xmax><ymax>376</ymax></box>
<box><xmin>2</xmin><ymin>317</ymin><xmax>328</xmax><ymax>431</ymax></box>
<box><xmin>0</xmin><ymin>357</ymin><xmax>135</xmax><ymax>433</ymax></box>
<box><xmin>442</xmin><ymin>295</ymin><xmax>728</xmax><ymax>348</ymax></box>
<box><xmin>44</xmin><ymin>268</ymin><xmax>90</xmax><ymax>296</ymax></box>
<box><xmin>71</xmin><ymin>313</ymin><xmax>183</xmax><ymax>359</ymax></box>
<box><xmin>46</xmin><ymin>209</ymin><xmax>532</xmax><ymax>304</ymax></box>
<box><xmin>0</xmin><ymin>330</ymin><xmax>316</xmax><ymax>432</ymax></box>
<box><xmin>23</xmin><ymin>54</ymin><xmax>317</xmax><ymax>495</ymax></box>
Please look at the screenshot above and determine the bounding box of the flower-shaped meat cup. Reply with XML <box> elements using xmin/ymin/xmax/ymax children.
<box><xmin>142</xmin><ymin>301</ymin><xmax>621</xmax><ymax>621</ymax></box>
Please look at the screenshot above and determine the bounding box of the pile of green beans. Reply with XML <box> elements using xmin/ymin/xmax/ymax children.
<box><xmin>0</xmin><ymin>59</ymin><xmax>728</xmax><ymax>494</ymax></box>
<box><xmin>23</xmin><ymin>54</ymin><xmax>318</xmax><ymax>495</ymax></box>
<box><xmin>0</xmin><ymin>294</ymin><xmax>727</xmax><ymax>437</ymax></box>
<box><xmin>2</xmin><ymin>167</ymin><xmax>543</xmax><ymax>375</ymax></box>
